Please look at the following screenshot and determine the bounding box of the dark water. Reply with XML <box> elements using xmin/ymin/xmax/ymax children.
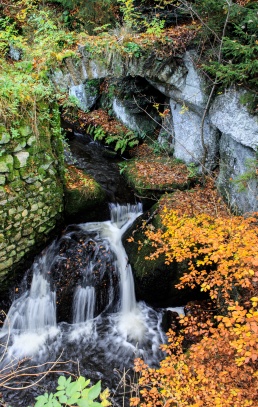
<box><xmin>66</xmin><ymin>132</ymin><xmax>135</xmax><ymax>204</ymax></box>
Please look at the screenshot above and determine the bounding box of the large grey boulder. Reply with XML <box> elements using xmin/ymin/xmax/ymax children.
<box><xmin>217</xmin><ymin>134</ymin><xmax>257</xmax><ymax>213</ymax></box>
<box><xmin>209</xmin><ymin>89</ymin><xmax>258</xmax><ymax>149</ymax></box>
<box><xmin>170</xmin><ymin>99</ymin><xmax>219</xmax><ymax>169</ymax></box>
<box><xmin>147</xmin><ymin>51</ymin><xmax>207</xmax><ymax>114</ymax></box>
<box><xmin>209</xmin><ymin>89</ymin><xmax>258</xmax><ymax>213</ymax></box>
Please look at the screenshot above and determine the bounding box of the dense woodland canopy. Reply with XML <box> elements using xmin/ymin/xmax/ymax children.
<box><xmin>0</xmin><ymin>0</ymin><xmax>258</xmax><ymax>406</ymax></box>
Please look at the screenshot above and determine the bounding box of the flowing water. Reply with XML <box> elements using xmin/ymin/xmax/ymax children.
<box><xmin>0</xmin><ymin>204</ymin><xmax>168</xmax><ymax>406</ymax></box>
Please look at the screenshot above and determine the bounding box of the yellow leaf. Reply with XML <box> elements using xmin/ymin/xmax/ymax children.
<box><xmin>100</xmin><ymin>388</ymin><xmax>111</xmax><ymax>406</ymax></box>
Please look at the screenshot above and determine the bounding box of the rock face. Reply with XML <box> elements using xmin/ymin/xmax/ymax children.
<box><xmin>52</xmin><ymin>47</ymin><xmax>257</xmax><ymax>213</ymax></box>
<box><xmin>209</xmin><ymin>90</ymin><xmax>258</xmax><ymax>213</ymax></box>
<box><xmin>209</xmin><ymin>89</ymin><xmax>258</xmax><ymax>150</ymax></box>
<box><xmin>170</xmin><ymin>101</ymin><xmax>219</xmax><ymax>169</ymax></box>
<box><xmin>217</xmin><ymin>134</ymin><xmax>257</xmax><ymax>213</ymax></box>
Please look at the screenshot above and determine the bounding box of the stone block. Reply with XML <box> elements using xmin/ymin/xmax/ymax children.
<box><xmin>24</xmin><ymin>176</ymin><xmax>37</xmax><ymax>184</ymax></box>
<box><xmin>8</xmin><ymin>208</ymin><xmax>16</xmax><ymax>216</ymax></box>
<box><xmin>0</xmin><ymin>175</ymin><xmax>5</xmax><ymax>185</ymax></box>
<box><xmin>19</xmin><ymin>125</ymin><xmax>31</xmax><ymax>138</ymax></box>
<box><xmin>39</xmin><ymin>225</ymin><xmax>47</xmax><ymax>233</ymax></box>
<box><xmin>22</xmin><ymin>228</ymin><xmax>33</xmax><ymax>236</ymax></box>
<box><xmin>0</xmin><ymin>155</ymin><xmax>13</xmax><ymax>173</ymax></box>
<box><xmin>210</xmin><ymin>89</ymin><xmax>258</xmax><ymax>150</ymax></box>
<box><xmin>0</xmin><ymin>132</ymin><xmax>10</xmax><ymax>144</ymax></box>
<box><xmin>13</xmin><ymin>221</ymin><xmax>21</xmax><ymax>228</ymax></box>
<box><xmin>14</xmin><ymin>151</ymin><xmax>30</xmax><ymax>169</ymax></box>
<box><xmin>0</xmin><ymin>241</ymin><xmax>5</xmax><ymax>249</ymax></box>
<box><xmin>13</xmin><ymin>232</ymin><xmax>21</xmax><ymax>242</ymax></box>
<box><xmin>27</xmin><ymin>238</ymin><xmax>35</xmax><ymax>247</ymax></box>
<box><xmin>16</xmin><ymin>251</ymin><xmax>25</xmax><ymax>261</ymax></box>
<box><xmin>6</xmin><ymin>244</ymin><xmax>15</xmax><ymax>252</ymax></box>
<box><xmin>0</xmin><ymin>258</ymin><xmax>13</xmax><ymax>271</ymax></box>
<box><xmin>170</xmin><ymin>99</ymin><xmax>219</xmax><ymax>170</ymax></box>
<box><xmin>14</xmin><ymin>140</ymin><xmax>27</xmax><ymax>152</ymax></box>
<box><xmin>217</xmin><ymin>133</ymin><xmax>258</xmax><ymax>213</ymax></box>
<box><xmin>31</xmin><ymin>203</ymin><xmax>38</xmax><ymax>211</ymax></box>
<box><xmin>27</xmin><ymin>135</ymin><xmax>36</xmax><ymax>146</ymax></box>
<box><xmin>22</xmin><ymin>209</ymin><xmax>28</xmax><ymax>217</ymax></box>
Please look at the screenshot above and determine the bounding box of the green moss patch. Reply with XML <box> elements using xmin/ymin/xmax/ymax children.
<box><xmin>64</xmin><ymin>165</ymin><xmax>105</xmax><ymax>216</ymax></box>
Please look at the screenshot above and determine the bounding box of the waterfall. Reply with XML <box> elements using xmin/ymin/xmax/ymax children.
<box><xmin>2</xmin><ymin>204</ymin><xmax>143</xmax><ymax>337</ymax></box>
<box><xmin>73</xmin><ymin>262</ymin><xmax>96</xmax><ymax>323</ymax></box>
<box><xmin>80</xmin><ymin>203</ymin><xmax>142</xmax><ymax>316</ymax></box>
<box><xmin>73</xmin><ymin>286</ymin><xmax>95</xmax><ymax>323</ymax></box>
<box><xmin>0</xmin><ymin>202</ymin><xmax>166</xmax><ymax>395</ymax></box>
<box><xmin>2</xmin><ymin>243</ymin><xmax>57</xmax><ymax>333</ymax></box>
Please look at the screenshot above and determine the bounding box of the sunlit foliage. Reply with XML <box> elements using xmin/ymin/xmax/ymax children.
<box><xmin>145</xmin><ymin>209</ymin><xmax>258</xmax><ymax>306</ymax></box>
<box><xmin>132</xmin><ymin>299</ymin><xmax>258</xmax><ymax>406</ymax></box>
<box><xmin>130</xmin><ymin>183</ymin><xmax>258</xmax><ymax>406</ymax></box>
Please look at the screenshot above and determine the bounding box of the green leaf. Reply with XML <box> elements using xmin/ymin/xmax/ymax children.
<box><xmin>81</xmin><ymin>388</ymin><xmax>90</xmax><ymax>399</ymax></box>
<box><xmin>57</xmin><ymin>375</ymin><xmax>67</xmax><ymax>390</ymax></box>
<box><xmin>66</xmin><ymin>380</ymin><xmax>81</xmax><ymax>396</ymax></box>
<box><xmin>66</xmin><ymin>392</ymin><xmax>81</xmax><ymax>405</ymax></box>
<box><xmin>34</xmin><ymin>395</ymin><xmax>48</xmax><ymax>407</ymax></box>
<box><xmin>52</xmin><ymin>399</ymin><xmax>62</xmax><ymax>407</ymax></box>
<box><xmin>77</xmin><ymin>376</ymin><xmax>90</xmax><ymax>390</ymax></box>
<box><xmin>57</xmin><ymin>394</ymin><xmax>68</xmax><ymax>404</ymax></box>
<box><xmin>55</xmin><ymin>391</ymin><xmax>65</xmax><ymax>397</ymax></box>
<box><xmin>88</xmin><ymin>381</ymin><xmax>101</xmax><ymax>400</ymax></box>
<box><xmin>77</xmin><ymin>400</ymin><xmax>90</xmax><ymax>407</ymax></box>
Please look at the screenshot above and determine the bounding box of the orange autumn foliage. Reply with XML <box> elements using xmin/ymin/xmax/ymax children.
<box><xmin>145</xmin><ymin>209</ymin><xmax>258</xmax><ymax>306</ymax></box>
<box><xmin>130</xmin><ymin>206</ymin><xmax>258</xmax><ymax>407</ymax></box>
<box><xmin>132</xmin><ymin>301</ymin><xmax>258</xmax><ymax>407</ymax></box>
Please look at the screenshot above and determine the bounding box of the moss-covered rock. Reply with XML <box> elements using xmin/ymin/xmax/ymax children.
<box><xmin>64</xmin><ymin>165</ymin><xmax>106</xmax><ymax>219</ymax></box>
<box><xmin>0</xmin><ymin>155</ymin><xmax>14</xmax><ymax>173</ymax></box>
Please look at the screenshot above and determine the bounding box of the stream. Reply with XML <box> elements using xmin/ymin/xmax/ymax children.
<box><xmin>0</xmin><ymin>135</ymin><xmax>182</xmax><ymax>406</ymax></box>
<box><xmin>0</xmin><ymin>203</ymin><xmax>170</xmax><ymax>407</ymax></box>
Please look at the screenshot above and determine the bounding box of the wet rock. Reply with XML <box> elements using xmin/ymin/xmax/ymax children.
<box><xmin>51</xmin><ymin>228</ymin><xmax>119</xmax><ymax>323</ymax></box>
<box><xmin>162</xmin><ymin>310</ymin><xmax>180</xmax><ymax>332</ymax></box>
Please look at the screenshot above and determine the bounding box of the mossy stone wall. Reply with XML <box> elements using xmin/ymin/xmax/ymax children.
<box><xmin>0</xmin><ymin>105</ymin><xmax>64</xmax><ymax>282</ymax></box>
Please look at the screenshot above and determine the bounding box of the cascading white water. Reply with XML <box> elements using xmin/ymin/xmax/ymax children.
<box><xmin>81</xmin><ymin>203</ymin><xmax>142</xmax><ymax>315</ymax></box>
<box><xmin>0</xmin><ymin>203</ymin><xmax>167</xmax><ymax>384</ymax></box>
<box><xmin>78</xmin><ymin>203</ymin><xmax>148</xmax><ymax>342</ymax></box>
<box><xmin>2</xmin><ymin>244</ymin><xmax>57</xmax><ymax>333</ymax></box>
<box><xmin>73</xmin><ymin>259</ymin><xmax>96</xmax><ymax>325</ymax></box>
<box><xmin>73</xmin><ymin>286</ymin><xmax>95</xmax><ymax>323</ymax></box>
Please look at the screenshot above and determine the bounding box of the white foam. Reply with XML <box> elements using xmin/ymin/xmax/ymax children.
<box><xmin>6</xmin><ymin>326</ymin><xmax>59</xmax><ymax>359</ymax></box>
